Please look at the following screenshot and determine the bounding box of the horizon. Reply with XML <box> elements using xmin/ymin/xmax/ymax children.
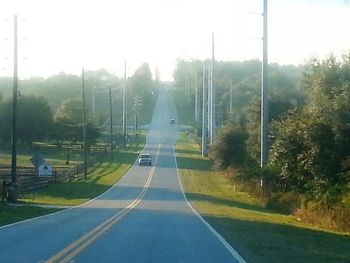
<box><xmin>0</xmin><ymin>58</ymin><xmax>306</xmax><ymax>82</ymax></box>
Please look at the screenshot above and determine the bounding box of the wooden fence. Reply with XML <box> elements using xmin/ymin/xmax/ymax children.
<box><xmin>0</xmin><ymin>167</ymin><xmax>74</xmax><ymax>194</ymax></box>
<box><xmin>0</xmin><ymin>152</ymin><xmax>108</xmax><ymax>198</ymax></box>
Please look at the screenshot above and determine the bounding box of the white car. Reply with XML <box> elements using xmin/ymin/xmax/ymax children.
<box><xmin>138</xmin><ymin>153</ymin><xmax>152</xmax><ymax>166</ymax></box>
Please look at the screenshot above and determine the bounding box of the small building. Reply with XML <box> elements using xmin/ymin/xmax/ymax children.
<box><xmin>38</xmin><ymin>164</ymin><xmax>53</xmax><ymax>177</ymax></box>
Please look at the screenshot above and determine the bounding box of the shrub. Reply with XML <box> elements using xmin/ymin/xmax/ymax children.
<box><xmin>295</xmin><ymin>202</ymin><xmax>350</xmax><ymax>232</ymax></box>
<box><xmin>266</xmin><ymin>192</ymin><xmax>300</xmax><ymax>214</ymax></box>
<box><xmin>209</xmin><ymin>120</ymin><xmax>248</xmax><ymax>170</ymax></box>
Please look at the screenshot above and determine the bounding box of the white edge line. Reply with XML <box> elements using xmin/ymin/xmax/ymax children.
<box><xmin>0</xmin><ymin>135</ymin><xmax>151</xmax><ymax>230</ymax></box>
<box><xmin>173</xmin><ymin>140</ymin><xmax>247</xmax><ymax>263</ymax></box>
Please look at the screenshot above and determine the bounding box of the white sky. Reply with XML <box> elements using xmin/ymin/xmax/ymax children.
<box><xmin>0</xmin><ymin>0</ymin><xmax>349</xmax><ymax>80</ymax></box>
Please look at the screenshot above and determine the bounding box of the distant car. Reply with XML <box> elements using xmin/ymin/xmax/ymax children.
<box><xmin>170</xmin><ymin>118</ymin><xmax>176</xmax><ymax>124</ymax></box>
<box><xmin>138</xmin><ymin>153</ymin><xmax>152</xmax><ymax>166</ymax></box>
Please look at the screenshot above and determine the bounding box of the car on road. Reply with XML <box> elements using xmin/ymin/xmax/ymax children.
<box><xmin>138</xmin><ymin>153</ymin><xmax>152</xmax><ymax>166</ymax></box>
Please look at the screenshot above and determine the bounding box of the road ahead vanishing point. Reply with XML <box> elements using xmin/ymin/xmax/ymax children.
<box><xmin>0</xmin><ymin>89</ymin><xmax>245</xmax><ymax>263</ymax></box>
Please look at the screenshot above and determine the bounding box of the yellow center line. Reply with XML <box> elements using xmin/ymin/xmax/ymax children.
<box><xmin>46</xmin><ymin>144</ymin><xmax>161</xmax><ymax>263</ymax></box>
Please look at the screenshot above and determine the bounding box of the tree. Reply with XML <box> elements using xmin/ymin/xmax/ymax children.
<box><xmin>269</xmin><ymin>54</ymin><xmax>350</xmax><ymax>206</ymax></box>
<box><xmin>0</xmin><ymin>99</ymin><xmax>12</xmax><ymax>145</ymax></box>
<box><xmin>269</xmin><ymin>110</ymin><xmax>348</xmax><ymax>205</ymax></box>
<box><xmin>172</xmin><ymin>59</ymin><xmax>303</xmax><ymax>127</ymax></box>
<box><xmin>53</xmin><ymin>98</ymin><xmax>100</xmax><ymax>144</ymax></box>
<box><xmin>0</xmin><ymin>96</ymin><xmax>53</xmax><ymax>147</ymax></box>
<box><xmin>127</xmin><ymin>63</ymin><xmax>155</xmax><ymax>125</ymax></box>
<box><xmin>53</xmin><ymin>99</ymin><xmax>84</xmax><ymax>142</ymax></box>
<box><xmin>209</xmin><ymin>120</ymin><xmax>248</xmax><ymax>169</ymax></box>
<box><xmin>54</xmin><ymin>98</ymin><xmax>83</xmax><ymax>124</ymax></box>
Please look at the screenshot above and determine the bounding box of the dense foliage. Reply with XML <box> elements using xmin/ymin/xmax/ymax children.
<box><xmin>209</xmin><ymin>120</ymin><xmax>248</xmax><ymax>169</ymax></box>
<box><xmin>0</xmin><ymin>96</ymin><xmax>53</xmax><ymax>146</ymax></box>
<box><xmin>269</xmin><ymin>54</ymin><xmax>350</xmax><ymax>205</ymax></box>
<box><xmin>173</xmin><ymin>55</ymin><xmax>350</xmax><ymax>208</ymax></box>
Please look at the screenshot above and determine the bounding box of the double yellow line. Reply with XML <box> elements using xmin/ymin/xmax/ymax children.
<box><xmin>46</xmin><ymin>145</ymin><xmax>160</xmax><ymax>263</ymax></box>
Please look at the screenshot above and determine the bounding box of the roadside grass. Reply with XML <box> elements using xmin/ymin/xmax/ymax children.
<box><xmin>19</xmin><ymin>135</ymin><xmax>145</xmax><ymax>206</ymax></box>
<box><xmin>0</xmin><ymin>204</ymin><xmax>59</xmax><ymax>227</ymax></box>
<box><xmin>0</xmin><ymin>152</ymin><xmax>81</xmax><ymax>167</ymax></box>
<box><xmin>18</xmin><ymin>161</ymin><xmax>129</xmax><ymax>206</ymax></box>
<box><xmin>176</xmin><ymin>133</ymin><xmax>350</xmax><ymax>263</ymax></box>
<box><xmin>0</xmin><ymin>133</ymin><xmax>145</xmax><ymax>226</ymax></box>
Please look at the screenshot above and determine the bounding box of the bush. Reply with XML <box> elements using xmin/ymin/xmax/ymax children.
<box><xmin>266</xmin><ymin>192</ymin><xmax>300</xmax><ymax>214</ymax></box>
<box><xmin>209</xmin><ymin>120</ymin><xmax>248</xmax><ymax>170</ymax></box>
<box><xmin>295</xmin><ymin>202</ymin><xmax>350</xmax><ymax>232</ymax></box>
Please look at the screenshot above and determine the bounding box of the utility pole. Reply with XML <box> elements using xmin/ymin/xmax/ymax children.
<box><xmin>155</xmin><ymin>64</ymin><xmax>159</xmax><ymax>93</ymax></box>
<box><xmin>123</xmin><ymin>60</ymin><xmax>127</xmax><ymax>148</ymax></box>
<box><xmin>229</xmin><ymin>79</ymin><xmax>233</xmax><ymax>115</ymax></box>
<box><xmin>92</xmin><ymin>86</ymin><xmax>95</xmax><ymax>118</ymax></box>
<box><xmin>194</xmin><ymin>70</ymin><xmax>199</xmax><ymax>123</ymax></box>
<box><xmin>82</xmin><ymin>68</ymin><xmax>88</xmax><ymax>179</ymax></box>
<box><xmin>261</xmin><ymin>0</ymin><xmax>269</xmax><ymax>168</ymax></box>
<box><xmin>210</xmin><ymin>32</ymin><xmax>216</xmax><ymax>145</ymax></box>
<box><xmin>109</xmin><ymin>86</ymin><xmax>114</xmax><ymax>160</ymax></box>
<box><xmin>201</xmin><ymin>61</ymin><xmax>208</xmax><ymax>156</ymax></box>
<box><xmin>134</xmin><ymin>95</ymin><xmax>141</xmax><ymax>135</ymax></box>
<box><xmin>186</xmin><ymin>70</ymin><xmax>189</xmax><ymax>98</ymax></box>
<box><xmin>10</xmin><ymin>15</ymin><xmax>18</xmax><ymax>197</ymax></box>
<box><xmin>156</xmin><ymin>65</ymin><xmax>160</xmax><ymax>95</ymax></box>
<box><xmin>207</xmin><ymin>59</ymin><xmax>211</xmax><ymax>143</ymax></box>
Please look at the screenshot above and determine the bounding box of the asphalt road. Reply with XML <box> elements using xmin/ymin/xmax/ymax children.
<box><xmin>0</xmin><ymin>89</ymin><xmax>245</xmax><ymax>263</ymax></box>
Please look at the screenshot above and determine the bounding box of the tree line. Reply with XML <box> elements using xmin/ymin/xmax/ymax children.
<box><xmin>0</xmin><ymin>63</ymin><xmax>157</xmax><ymax>150</ymax></box>
<box><xmin>173</xmin><ymin>54</ymin><xmax>350</xmax><ymax>210</ymax></box>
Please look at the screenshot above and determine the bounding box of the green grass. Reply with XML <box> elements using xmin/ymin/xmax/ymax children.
<box><xmin>0</xmin><ymin>152</ymin><xmax>81</xmax><ymax>167</ymax></box>
<box><xmin>0</xmin><ymin>204</ymin><xmax>60</xmax><ymax>226</ymax></box>
<box><xmin>176</xmin><ymin>133</ymin><xmax>350</xmax><ymax>263</ymax></box>
<box><xmin>19</xmin><ymin>135</ymin><xmax>145</xmax><ymax>206</ymax></box>
<box><xmin>0</xmin><ymin>132</ymin><xmax>146</xmax><ymax>226</ymax></box>
<box><xmin>18</xmin><ymin>161</ymin><xmax>130</xmax><ymax>206</ymax></box>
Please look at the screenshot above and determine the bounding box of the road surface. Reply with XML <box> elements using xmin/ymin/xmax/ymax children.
<box><xmin>0</xmin><ymin>89</ymin><xmax>245</xmax><ymax>263</ymax></box>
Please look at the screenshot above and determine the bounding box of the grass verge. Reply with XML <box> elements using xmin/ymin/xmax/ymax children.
<box><xmin>0</xmin><ymin>152</ymin><xmax>81</xmax><ymax>167</ymax></box>
<box><xmin>176</xmin><ymin>133</ymin><xmax>350</xmax><ymax>263</ymax></box>
<box><xmin>0</xmin><ymin>204</ymin><xmax>59</xmax><ymax>227</ymax></box>
<box><xmin>0</xmin><ymin>133</ymin><xmax>145</xmax><ymax>226</ymax></box>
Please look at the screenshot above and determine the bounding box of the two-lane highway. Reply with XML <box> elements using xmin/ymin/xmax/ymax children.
<box><xmin>0</xmin><ymin>89</ymin><xmax>245</xmax><ymax>263</ymax></box>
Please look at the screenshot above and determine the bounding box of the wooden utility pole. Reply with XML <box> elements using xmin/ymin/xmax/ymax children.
<box><xmin>123</xmin><ymin>60</ymin><xmax>127</xmax><ymax>148</ymax></box>
<box><xmin>82</xmin><ymin>68</ymin><xmax>88</xmax><ymax>179</ymax></box>
<box><xmin>201</xmin><ymin>62</ymin><xmax>208</xmax><ymax>156</ymax></box>
<box><xmin>11</xmin><ymin>15</ymin><xmax>18</xmax><ymax>188</ymax></box>
<box><xmin>109</xmin><ymin>86</ymin><xmax>114</xmax><ymax>161</ymax></box>
<box><xmin>261</xmin><ymin>0</ymin><xmax>269</xmax><ymax>167</ymax></box>
<box><xmin>210</xmin><ymin>33</ymin><xmax>215</xmax><ymax>145</ymax></box>
<box><xmin>194</xmin><ymin>70</ymin><xmax>199</xmax><ymax>123</ymax></box>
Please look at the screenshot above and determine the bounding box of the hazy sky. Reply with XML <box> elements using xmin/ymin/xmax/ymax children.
<box><xmin>1</xmin><ymin>0</ymin><xmax>349</xmax><ymax>80</ymax></box>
